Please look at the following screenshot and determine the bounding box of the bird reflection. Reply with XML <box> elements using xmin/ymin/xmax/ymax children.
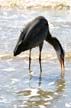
<box><xmin>55</xmin><ymin>74</ymin><xmax>65</xmax><ymax>94</ymax></box>
<box><xmin>17</xmin><ymin>70</ymin><xmax>65</xmax><ymax>108</ymax></box>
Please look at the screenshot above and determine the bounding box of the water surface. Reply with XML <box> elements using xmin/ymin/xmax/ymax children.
<box><xmin>0</xmin><ymin>9</ymin><xmax>71</xmax><ymax>108</ymax></box>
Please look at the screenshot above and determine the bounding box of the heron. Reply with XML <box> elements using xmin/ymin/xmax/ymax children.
<box><xmin>14</xmin><ymin>16</ymin><xmax>65</xmax><ymax>71</ymax></box>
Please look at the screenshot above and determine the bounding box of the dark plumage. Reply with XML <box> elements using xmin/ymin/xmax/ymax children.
<box><xmin>14</xmin><ymin>16</ymin><xmax>64</xmax><ymax>70</ymax></box>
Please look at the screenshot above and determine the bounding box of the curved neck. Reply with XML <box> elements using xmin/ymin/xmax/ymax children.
<box><xmin>46</xmin><ymin>32</ymin><xmax>65</xmax><ymax>69</ymax></box>
<box><xmin>46</xmin><ymin>33</ymin><xmax>61</xmax><ymax>51</ymax></box>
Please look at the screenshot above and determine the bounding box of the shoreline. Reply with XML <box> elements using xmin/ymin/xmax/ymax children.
<box><xmin>0</xmin><ymin>0</ymin><xmax>70</xmax><ymax>10</ymax></box>
<box><xmin>0</xmin><ymin>51</ymin><xmax>71</xmax><ymax>61</ymax></box>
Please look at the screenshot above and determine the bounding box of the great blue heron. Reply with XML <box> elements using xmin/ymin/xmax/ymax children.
<box><xmin>14</xmin><ymin>16</ymin><xmax>64</xmax><ymax>70</ymax></box>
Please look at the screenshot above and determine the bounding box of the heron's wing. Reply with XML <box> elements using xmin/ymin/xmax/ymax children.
<box><xmin>16</xmin><ymin>16</ymin><xmax>48</xmax><ymax>49</ymax></box>
<box><xmin>23</xmin><ymin>17</ymin><xmax>48</xmax><ymax>45</ymax></box>
<box><xmin>16</xmin><ymin>22</ymin><xmax>31</xmax><ymax>46</ymax></box>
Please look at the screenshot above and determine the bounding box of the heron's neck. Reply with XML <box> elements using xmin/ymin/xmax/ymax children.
<box><xmin>46</xmin><ymin>33</ymin><xmax>60</xmax><ymax>51</ymax></box>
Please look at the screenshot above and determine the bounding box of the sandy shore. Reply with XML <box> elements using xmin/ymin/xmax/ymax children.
<box><xmin>0</xmin><ymin>0</ymin><xmax>70</xmax><ymax>10</ymax></box>
<box><xmin>0</xmin><ymin>51</ymin><xmax>71</xmax><ymax>61</ymax></box>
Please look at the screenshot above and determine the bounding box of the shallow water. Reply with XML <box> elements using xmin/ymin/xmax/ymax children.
<box><xmin>0</xmin><ymin>9</ymin><xmax>71</xmax><ymax>108</ymax></box>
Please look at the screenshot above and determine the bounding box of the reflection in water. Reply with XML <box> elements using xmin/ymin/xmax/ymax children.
<box><xmin>55</xmin><ymin>77</ymin><xmax>65</xmax><ymax>94</ymax></box>
<box><xmin>17</xmin><ymin>64</ymin><xmax>65</xmax><ymax>108</ymax></box>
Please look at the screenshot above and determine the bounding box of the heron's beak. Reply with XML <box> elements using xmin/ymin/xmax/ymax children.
<box><xmin>59</xmin><ymin>54</ymin><xmax>64</xmax><ymax>71</ymax></box>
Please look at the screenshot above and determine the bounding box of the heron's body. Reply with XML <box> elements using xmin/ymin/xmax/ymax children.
<box><xmin>14</xmin><ymin>16</ymin><xmax>64</xmax><ymax>70</ymax></box>
<box><xmin>15</xmin><ymin>16</ymin><xmax>48</xmax><ymax>52</ymax></box>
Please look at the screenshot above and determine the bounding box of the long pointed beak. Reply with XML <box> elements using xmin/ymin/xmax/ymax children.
<box><xmin>60</xmin><ymin>55</ymin><xmax>64</xmax><ymax>71</ymax></box>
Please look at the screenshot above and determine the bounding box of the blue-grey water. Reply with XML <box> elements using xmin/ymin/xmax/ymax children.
<box><xmin>0</xmin><ymin>9</ymin><xmax>71</xmax><ymax>108</ymax></box>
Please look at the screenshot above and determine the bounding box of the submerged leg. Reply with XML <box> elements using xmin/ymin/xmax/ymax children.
<box><xmin>29</xmin><ymin>49</ymin><xmax>31</xmax><ymax>71</ymax></box>
<box><xmin>38</xmin><ymin>43</ymin><xmax>43</xmax><ymax>86</ymax></box>
<box><xmin>39</xmin><ymin>42</ymin><xmax>43</xmax><ymax>61</ymax></box>
<box><xmin>39</xmin><ymin>59</ymin><xmax>42</xmax><ymax>86</ymax></box>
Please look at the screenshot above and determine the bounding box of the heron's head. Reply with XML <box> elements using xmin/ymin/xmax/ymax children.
<box><xmin>53</xmin><ymin>38</ymin><xmax>65</xmax><ymax>70</ymax></box>
<box><xmin>14</xmin><ymin>41</ymin><xmax>22</xmax><ymax>56</ymax></box>
<box><xmin>56</xmin><ymin>46</ymin><xmax>65</xmax><ymax>70</ymax></box>
<box><xmin>49</xmin><ymin>37</ymin><xmax>65</xmax><ymax>70</ymax></box>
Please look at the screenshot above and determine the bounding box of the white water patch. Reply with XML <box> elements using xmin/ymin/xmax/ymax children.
<box><xmin>39</xmin><ymin>105</ymin><xmax>46</xmax><ymax>108</ymax></box>
<box><xmin>3</xmin><ymin>67</ymin><xmax>15</xmax><ymax>72</ymax></box>
<box><xmin>30</xmin><ymin>88</ymin><xmax>39</xmax><ymax>96</ymax></box>
<box><xmin>0</xmin><ymin>96</ymin><xmax>10</xmax><ymax>104</ymax></box>
<box><xmin>65</xmin><ymin>103</ymin><xmax>71</xmax><ymax>108</ymax></box>
<box><xmin>11</xmin><ymin>78</ymin><xmax>19</xmax><ymax>85</ymax></box>
<box><xmin>48</xmin><ymin>81</ymin><xmax>55</xmax><ymax>86</ymax></box>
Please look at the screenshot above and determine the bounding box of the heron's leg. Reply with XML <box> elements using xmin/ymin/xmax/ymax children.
<box><xmin>39</xmin><ymin>42</ymin><xmax>43</xmax><ymax>61</ymax></box>
<box><xmin>38</xmin><ymin>43</ymin><xmax>43</xmax><ymax>87</ymax></box>
<box><xmin>29</xmin><ymin>49</ymin><xmax>31</xmax><ymax>71</ymax></box>
<box><xmin>29</xmin><ymin>49</ymin><xmax>31</xmax><ymax>61</ymax></box>
<box><xmin>39</xmin><ymin>59</ymin><xmax>42</xmax><ymax>86</ymax></box>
